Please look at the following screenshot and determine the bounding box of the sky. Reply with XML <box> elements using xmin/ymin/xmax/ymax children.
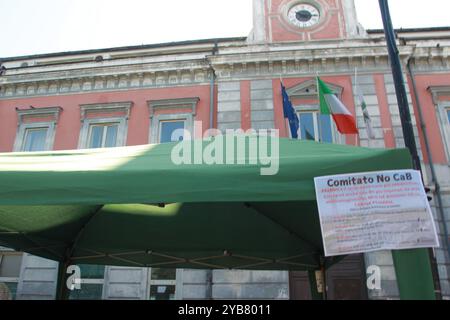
<box><xmin>0</xmin><ymin>0</ymin><xmax>449</xmax><ymax>58</ymax></box>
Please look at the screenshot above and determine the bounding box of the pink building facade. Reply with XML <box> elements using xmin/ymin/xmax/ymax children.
<box><xmin>0</xmin><ymin>0</ymin><xmax>449</xmax><ymax>300</ymax></box>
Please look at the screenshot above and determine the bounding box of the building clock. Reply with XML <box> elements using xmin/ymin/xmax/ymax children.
<box><xmin>287</xmin><ymin>3</ymin><xmax>321</xmax><ymax>28</ymax></box>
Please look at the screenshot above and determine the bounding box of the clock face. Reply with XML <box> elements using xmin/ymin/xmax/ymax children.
<box><xmin>287</xmin><ymin>3</ymin><xmax>321</xmax><ymax>28</ymax></box>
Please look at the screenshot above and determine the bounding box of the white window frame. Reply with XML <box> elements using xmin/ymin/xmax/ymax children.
<box><xmin>13</xmin><ymin>122</ymin><xmax>55</xmax><ymax>152</ymax></box>
<box><xmin>88</xmin><ymin>123</ymin><xmax>119</xmax><ymax>148</ymax></box>
<box><xmin>81</xmin><ymin>119</ymin><xmax>125</xmax><ymax>149</ymax></box>
<box><xmin>293</xmin><ymin>105</ymin><xmax>344</xmax><ymax>144</ymax></box>
<box><xmin>154</xmin><ymin>115</ymin><xmax>191</xmax><ymax>144</ymax></box>
<box><xmin>78</xmin><ymin>102</ymin><xmax>132</xmax><ymax>149</ymax></box>
<box><xmin>428</xmin><ymin>86</ymin><xmax>450</xmax><ymax>163</ymax></box>
<box><xmin>148</xmin><ymin>98</ymin><xmax>199</xmax><ymax>144</ymax></box>
<box><xmin>13</xmin><ymin>107</ymin><xmax>61</xmax><ymax>152</ymax></box>
<box><xmin>434</xmin><ymin>101</ymin><xmax>450</xmax><ymax>163</ymax></box>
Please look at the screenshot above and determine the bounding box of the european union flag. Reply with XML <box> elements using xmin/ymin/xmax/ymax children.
<box><xmin>281</xmin><ymin>83</ymin><xmax>299</xmax><ymax>139</ymax></box>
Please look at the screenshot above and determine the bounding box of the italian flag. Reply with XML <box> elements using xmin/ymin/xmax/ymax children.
<box><xmin>317</xmin><ymin>77</ymin><xmax>359</xmax><ymax>134</ymax></box>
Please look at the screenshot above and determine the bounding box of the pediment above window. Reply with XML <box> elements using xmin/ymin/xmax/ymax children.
<box><xmin>16</xmin><ymin>106</ymin><xmax>62</xmax><ymax>125</ymax></box>
<box><xmin>428</xmin><ymin>86</ymin><xmax>450</xmax><ymax>105</ymax></box>
<box><xmin>80</xmin><ymin>102</ymin><xmax>133</xmax><ymax>122</ymax></box>
<box><xmin>147</xmin><ymin>97</ymin><xmax>200</xmax><ymax>119</ymax></box>
<box><xmin>286</xmin><ymin>79</ymin><xmax>344</xmax><ymax>100</ymax></box>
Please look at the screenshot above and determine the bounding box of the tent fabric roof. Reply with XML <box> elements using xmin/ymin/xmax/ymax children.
<box><xmin>0</xmin><ymin>137</ymin><xmax>412</xmax><ymax>270</ymax></box>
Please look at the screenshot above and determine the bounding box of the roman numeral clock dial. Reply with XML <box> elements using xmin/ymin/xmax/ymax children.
<box><xmin>287</xmin><ymin>3</ymin><xmax>321</xmax><ymax>28</ymax></box>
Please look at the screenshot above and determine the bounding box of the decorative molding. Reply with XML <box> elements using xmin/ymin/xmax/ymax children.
<box><xmin>80</xmin><ymin>102</ymin><xmax>133</xmax><ymax>122</ymax></box>
<box><xmin>0</xmin><ymin>65</ymin><xmax>209</xmax><ymax>99</ymax></box>
<box><xmin>77</xmin><ymin>105</ymin><xmax>131</xmax><ymax>150</ymax></box>
<box><xmin>77</xmin><ymin>101</ymin><xmax>132</xmax><ymax>149</ymax></box>
<box><xmin>12</xmin><ymin>106</ymin><xmax>61</xmax><ymax>152</ymax></box>
<box><xmin>16</xmin><ymin>106</ymin><xmax>62</xmax><ymax>126</ymax></box>
<box><xmin>211</xmin><ymin>55</ymin><xmax>394</xmax><ymax>80</ymax></box>
<box><xmin>428</xmin><ymin>86</ymin><xmax>450</xmax><ymax>105</ymax></box>
<box><xmin>147</xmin><ymin>97</ymin><xmax>200</xmax><ymax>119</ymax></box>
<box><xmin>286</xmin><ymin>78</ymin><xmax>343</xmax><ymax>99</ymax></box>
<box><xmin>0</xmin><ymin>42</ymin><xmax>449</xmax><ymax>99</ymax></box>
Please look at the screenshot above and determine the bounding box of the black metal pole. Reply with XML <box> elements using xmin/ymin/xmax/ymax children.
<box><xmin>379</xmin><ymin>0</ymin><xmax>439</xmax><ymax>300</ymax></box>
<box><xmin>378</xmin><ymin>0</ymin><xmax>421</xmax><ymax>171</ymax></box>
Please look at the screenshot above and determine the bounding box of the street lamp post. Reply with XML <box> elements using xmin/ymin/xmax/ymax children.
<box><xmin>378</xmin><ymin>0</ymin><xmax>437</xmax><ymax>300</ymax></box>
<box><xmin>378</xmin><ymin>0</ymin><xmax>421</xmax><ymax>169</ymax></box>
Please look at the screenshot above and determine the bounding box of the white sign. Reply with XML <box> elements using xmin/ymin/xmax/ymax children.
<box><xmin>314</xmin><ymin>170</ymin><xmax>439</xmax><ymax>257</ymax></box>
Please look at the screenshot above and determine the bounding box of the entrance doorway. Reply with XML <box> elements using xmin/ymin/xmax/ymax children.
<box><xmin>289</xmin><ymin>254</ymin><xmax>368</xmax><ymax>300</ymax></box>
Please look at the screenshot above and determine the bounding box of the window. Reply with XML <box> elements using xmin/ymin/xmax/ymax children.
<box><xmin>0</xmin><ymin>252</ymin><xmax>23</xmax><ymax>300</ymax></box>
<box><xmin>295</xmin><ymin>108</ymin><xmax>340</xmax><ymax>144</ymax></box>
<box><xmin>283</xmin><ymin>80</ymin><xmax>344</xmax><ymax>144</ymax></box>
<box><xmin>431</xmin><ymin>101</ymin><xmax>450</xmax><ymax>161</ymax></box>
<box><xmin>148</xmin><ymin>268</ymin><xmax>177</xmax><ymax>300</ymax></box>
<box><xmin>428</xmin><ymin>86</ymin><xmax>450</xmax><ymax>161</ymax></box>
<box><xmin>88</xmin><ymin>123</ymin><xmax>119</xmax><ymax>148</ymax></box>
<box><xmin>69</xmin><ymin>264</ymin><xmax>105</xmax><ymax>300</ymax></box>
<box><xmin>80</xmin><ymin>119</ymin><xmax>124</xmax><ymax>149</ymax></box>
<box><xmin>69</xmin><ymin>283</ymin><xmax>103</xmax><ymax>300</ymax></box>
<box><xmin>22</xmin><ymin>127</ymin><xmax>48</xmax><ymax>151</ymax></box>
<box><xmin>79</xmin><ymin>264</ymin><xmax>105</xmax><ymax>279</ymax></box>
<box><xmin>78</xmin><ymin>102</ymin><xmax>132</xmax><ymax>149</ymax></box>
<box><xmin>442</xmin><ymin>105</ymin><xmax>450</xmax><ymax>160</ymax></box>
<box><xmin>13</xmin><ymin>107</ymin><xmax>61</xmax><ymax>152</ymax></box>
<box><xmin>159</xmin><ymin>120</ymin><xmax>186</xmax><ymax>143</ymax></box>
<box><xmin>148</xmin><ymin>98</ymin><xmax>199</xmax><ymax>144</ymax></box>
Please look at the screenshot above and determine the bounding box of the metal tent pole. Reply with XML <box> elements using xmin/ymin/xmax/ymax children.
<box><xmin>55</xmin><ymin>260</ymin><xmax>71</xmax><ymax>300</ymax></box>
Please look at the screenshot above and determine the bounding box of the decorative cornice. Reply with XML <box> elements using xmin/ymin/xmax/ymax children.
<box><xmin>286</xmin><ymin>79</ymin><xmax>343</xmax><ymax>100</ymax></box>
<box><xmin>1</xmin><ymin>42</ymin><xmax>450</xmax><ymax>99</ymax></box>
<box><xmin>16</xmin><ymin>106</ymin><xmax>62</xmax><ymax>126</ymax></box>
<box><xmin>147</xmin><ymin>97</ymin><xmax>200</xmax><ymax>119</ymax></box>
<box><xmin>80</xmin><ymin>101</ymin><xmax>133</xmax><ymax>122</ymax></box>
<box><xmin>428</xmin><ymin>86</ymin><xmax>450</xmax><ymax>105</ymax></box>
<box><xmin>0</xmin><ymin>69</ymin><xmax>211</xmax><ymax>99</ymax></box>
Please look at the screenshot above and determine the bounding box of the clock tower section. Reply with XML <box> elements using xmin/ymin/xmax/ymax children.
<box><xmin>248</xmin><ymin>0</ymin><xmax>365</xmax><ymax>44</ymax></box>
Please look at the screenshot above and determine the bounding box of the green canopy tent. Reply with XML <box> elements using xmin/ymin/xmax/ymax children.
<box><xmin>0</xmin><ymin>137</ymin><xmax>435</xmax><ymax>299</ymax></box>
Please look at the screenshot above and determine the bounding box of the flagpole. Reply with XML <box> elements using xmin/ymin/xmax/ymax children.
<box><xmin>316</xmin><ymin>74</ymin><xmax>322</xmax><ymax>143</ymax></box>
<box><xmin>280</xmin><ymin>76</ymin><xmax>289</xmax><ymax>138</ymax></box>
<box><xmin>354</xmin><ymin>68</ymin><xmax>368</xmax><ymax>148</ymax></box>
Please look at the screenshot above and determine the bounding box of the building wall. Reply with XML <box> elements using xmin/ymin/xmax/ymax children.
<box><xmin>1</xmin><ymin>66</ymin><xmax>450</xmax><ymax>299</ymax></box>
<box><xmin>1</xmin><ymin>1</ymin><xmax>450</xmax><ymax>300</ymax></box>
<box><xmin>0</xmin><ymin>85</ymin><xmax>213</xmax><ymax>152</ymax></box>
